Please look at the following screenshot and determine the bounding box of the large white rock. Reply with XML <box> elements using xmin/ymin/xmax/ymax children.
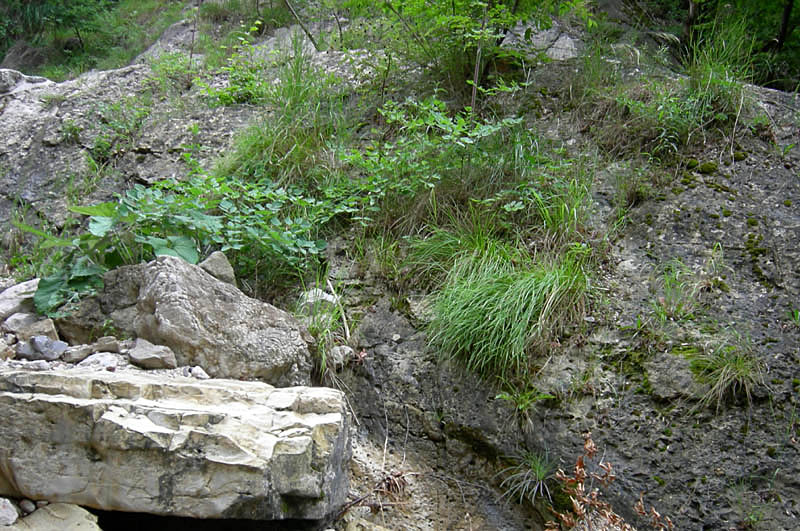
<box><xmin>0</xmin><ymin>368</ymin><xmax>350</xmax><ymax>520</ymax></box>
<box><xmin>133</xmin><ymin>256</ymin><xmax>314</xmax><ymax>386</ymax></box>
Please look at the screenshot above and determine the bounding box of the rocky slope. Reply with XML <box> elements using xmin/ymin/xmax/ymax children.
<box><xmin>1</xmin><ymin>7</ymin><xmax>799</xmax><ymax>531</ymax></box>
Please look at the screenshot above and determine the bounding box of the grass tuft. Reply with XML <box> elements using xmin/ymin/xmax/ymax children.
<box><xmin>428</xmin><ymin>246</ymin><xmax>588</xmax><ymax>379</ymax></box>
<box><xmin>689</xmin><ymin>336</ymin><xmax>765</xmax><ymax>413</ymax></box>
<box><xmin>498</xmin><ymin>451</ymin><xmax>555</xmax><ymax>506</ymax></box>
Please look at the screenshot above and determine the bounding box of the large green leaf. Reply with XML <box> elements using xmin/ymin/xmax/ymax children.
<box><xmin>70</xmin><ymin>202</ymin><xmax>118</xmax><ymax>217</ymax></box>
<box><xmin>154</xmin><ymin>235</ymin><xmax>199</xmax><ymax>264</ymax></box>
<box><xmin>33</xmin><ymin>274</ymin><xmax>68</xmax><ymax>315</ymax></box>
<box><xmin>88</xmin><ymin>216</ymin><xmax>115</xmax><ymax>237</ymax></box>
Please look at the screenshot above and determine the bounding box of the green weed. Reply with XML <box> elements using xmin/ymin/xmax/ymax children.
<box><xmin>294</xmin><ymin>279</ymin><xmax>348</xmax><ymax>382</ymax></box>
<box><xmin>496</xmin><ymin>387</ymin><xmax>555</xmax><ymax>413</ymax></box>
<box><xmin>88</xmin><ymin>94</ymin><xmax>152</xmax><ymax>163</ymax></box>
<box><xmin>404</xmin><ymin>211</ymin><xmax>519</xmax><ymax>288</ymax></box>
<box><xmin>650</xmin><ymin>259</ymin><xmax>700</xmax><ymax>323</ymax></box>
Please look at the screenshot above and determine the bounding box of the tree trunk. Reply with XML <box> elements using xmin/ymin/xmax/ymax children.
<box><xmin>777</xmin><ymin>0</ymin><xmax>795</xmax><ymax>51</ymax></box>
<box><xmin>683</xmin><ymin>0</ymin><xmax>701</xmax><ymax>62</ymax></box>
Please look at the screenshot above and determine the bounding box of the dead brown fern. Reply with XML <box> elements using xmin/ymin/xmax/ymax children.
<box><xmin>545</xmin><ymin>432</ymin><xmax>673</xmax><ymax>531</ymax></box>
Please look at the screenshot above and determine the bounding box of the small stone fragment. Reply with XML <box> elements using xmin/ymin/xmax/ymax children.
<box><xmin>19</xmin><ymin>499</ymin><xmax>36</xmax><ymax>515</ymax></box>
<box><xmin>62</xmin><ymin>344</ymin><xmax>94</xmax><ymax>364</ymax></box>
<box><xmin>0</xmin><ymin>279</ymin><xmax>39</xmax><ymax>322</ymax></box>
<box><xmin>15</xmin><ymin>341</ymin><xmax>37</xmax><ymax>359</ymax></box>
<box><xmin>11</xmin><ymin>503</ymin><xmax>101</xmax><ymax>530</ymax></box>
<box><xmin>1</xmin><ymin>342</ymin><xmax>13</xmax><ymax>360</ymax></box>
<box><xmin>128</xmin><ymin>338</ymin><xmax>177</xmax><ymax>369</ymax></box>
<box><xmin>30</xmin><ymin>336</ymin><xmax>68</xmax><ymax>360</ymax></box>
<box><xmin>329</xmin><ymin>345</ymin><xmax>353</xmax><ymax>368</ymax></box>
<box><xmin>0</xmin><ymin>497</ymin><xmax>18</xmax><ymax>525</ymax></box>
<box><xmin>91</xmin><ymin>336</ymin><xmax>121</xmax><ymax>353</ymax></box>
<box><xmin>199</xmin><ymin>251</ymin><xmax>237</xmax><ymax>285</ymax></box>
<box><xmin>27</xmin><ymin>360</ymin><xmax>52</xmax><ymax>371</ymax></box>
<box><xmin>76</xmin><ymin>352</ymin><xmax>128</xmax><ymax>371</ymax></box>
<box><xmin>190</xmin><ymin>366</ymin><xmax>210</xmax><ymax>379</ymax></box>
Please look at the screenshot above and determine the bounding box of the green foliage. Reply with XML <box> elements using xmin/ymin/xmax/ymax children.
<box><xmin>0</xmin><ymin>0</ymin><xmax>110</xmax><ymax>49</ymax></box>
<box><xmin>688</xmin><ymin>0</ymin><xmax>800</xmax><ymax>89</ymax></box>
<box><xmin>33</xmin><ymin>257</ymin><xmax>104</xmax><ymax>315</ymax></box>
<box><xmin>200</xmin><ymin>20</ymin><xmax>271</xmax><ymax>105</ymax></box>
<box><xmin>404</xmin><ymin>211</ymin><xmax>519</xmax><ymax>288</ymax></box>
<box><xmin>499</xmin><ymin>451</ymin><xmax>555</xmax><ymax>506</ymax></box>
<box><xmin>210</xmin><ymin>32</ymin><xmax>351</xmax><ymax>190</ymax></box>
<box><xmin>428</xmin><ymin>245</ymin><xmax>588</xmax><ymax>379</ymax></box>
<box><xmin>689</xmin><ymin>336</ymin><xmax>765</xmax><ymax>412</ymax></box>
<box><xmin>329</xmin><ymin>0</ymin><xmax>594</xmax><ymax>102</ymax></box>
<box><xmin>2</xmin><ymin>0</ymin><xmax>185</xmax><ymax>81</ymax></box>
<box><xmin>788</xmin><ymin>308</ymin><xmax>800</xmax><ymax>327</ymax></box>
<box><xmin>88</xmin><ymin>95</ymin><xmax>151</xmax><ymax>163</ymax></box>
<box><xmin>343</xmin><ymin>96</ymin><xmax>591</xmax><ymax>238</ymax></box>
<box><xmin>598</xmin><ymin>75</ymin><xmax>745</xmax><ymax>160</ymax></box>
<box><xmin>146</xmin><ymin>52</ymin><xmax>194</xmax><ymax>95</ymax></box>
<box><xmin>495</xmin><ymin>386</ymin><xmax>555</xmax><ymax>413</ymax></box>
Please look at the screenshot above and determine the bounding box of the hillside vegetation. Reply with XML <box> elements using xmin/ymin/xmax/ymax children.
<box><xmin>2</xmin><ymin>1</ymin><xmax>800</xmax><ymax>530</ymax></box>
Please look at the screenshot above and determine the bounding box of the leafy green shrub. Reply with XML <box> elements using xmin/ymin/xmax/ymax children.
<box><xmin>428</xmin><ymin>245</ymin><xmax>588</xmax><ymax>379</ymax></box>
<box><xmin>87</xmin><ymin>95</ymin><xmax>152</xmax><ymax>162</ymax></box>
<box><xmin>147</xmin><ymin>51</ymin><xmax>194</xmax><ymax>95</ymax></box>
<box><xmin>343</xmin><ymin>96</ymin><xmax>540</xmax><ymax>231</ymax></box>
<box><xmin>16</xmin><ymin>171</ymin><xmax>341</xmax><ymax>312</ymax></box>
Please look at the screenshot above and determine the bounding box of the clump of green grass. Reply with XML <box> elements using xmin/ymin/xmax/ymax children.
<box><xmin>428</xmin><ymin>246</ymin><xmax>588</xmax><ymax>379</ymax></box>
<box><xmin>498</xmin><ymin>451</ymin><xmax>555</xmax><ymax>506</ymax></box>
<box><xmin>212</xmin><ymin>34</ymin><xmax>351</xmax><ymax>188</ymax></box>
<box><xmin>404</xmin><ymin>210</ymin><xmax>518</xmax><ymax>288</ymax></box>
<box><xmin>689</xmin><ymin>337</ymin><xmax>765</xmax><ymax>412</ymax></box>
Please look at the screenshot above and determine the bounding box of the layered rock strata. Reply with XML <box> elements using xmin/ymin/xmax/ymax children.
<box><xmin>0</xmin><ymin>369</ymin><xmax>349</xmax><ymax>520</ymax></box>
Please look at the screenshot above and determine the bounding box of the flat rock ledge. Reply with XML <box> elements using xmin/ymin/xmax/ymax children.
<box><xmin>0</xmin><ymin>369</ymin><xmax>350</xmax><ymax>521</ymax></box>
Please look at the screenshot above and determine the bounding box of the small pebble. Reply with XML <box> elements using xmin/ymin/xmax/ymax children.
<box><xmin>19</xmin><ymin>499</ymin><xmax>35</xmax><ymax>514</ymax></box>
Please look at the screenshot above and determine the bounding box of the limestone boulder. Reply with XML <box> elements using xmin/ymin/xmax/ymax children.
<box><xmin>4</xmin><ymin>503</ymin><xmax>101</xmax><ymax>530</ymax></box>
<box><xmin>0</xmin><ymin>279</ymin><xmax>38</xmax><ymax>322</ymax></box>
<box><xmin>0</xmin><ymin>368</ymin><xmax>350</xmax><ymax>520</ymax></box>
<box><xmin>134</xmin><ymin>256</ymin><xmax>313</xmax><ymax>386</ymax></box>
